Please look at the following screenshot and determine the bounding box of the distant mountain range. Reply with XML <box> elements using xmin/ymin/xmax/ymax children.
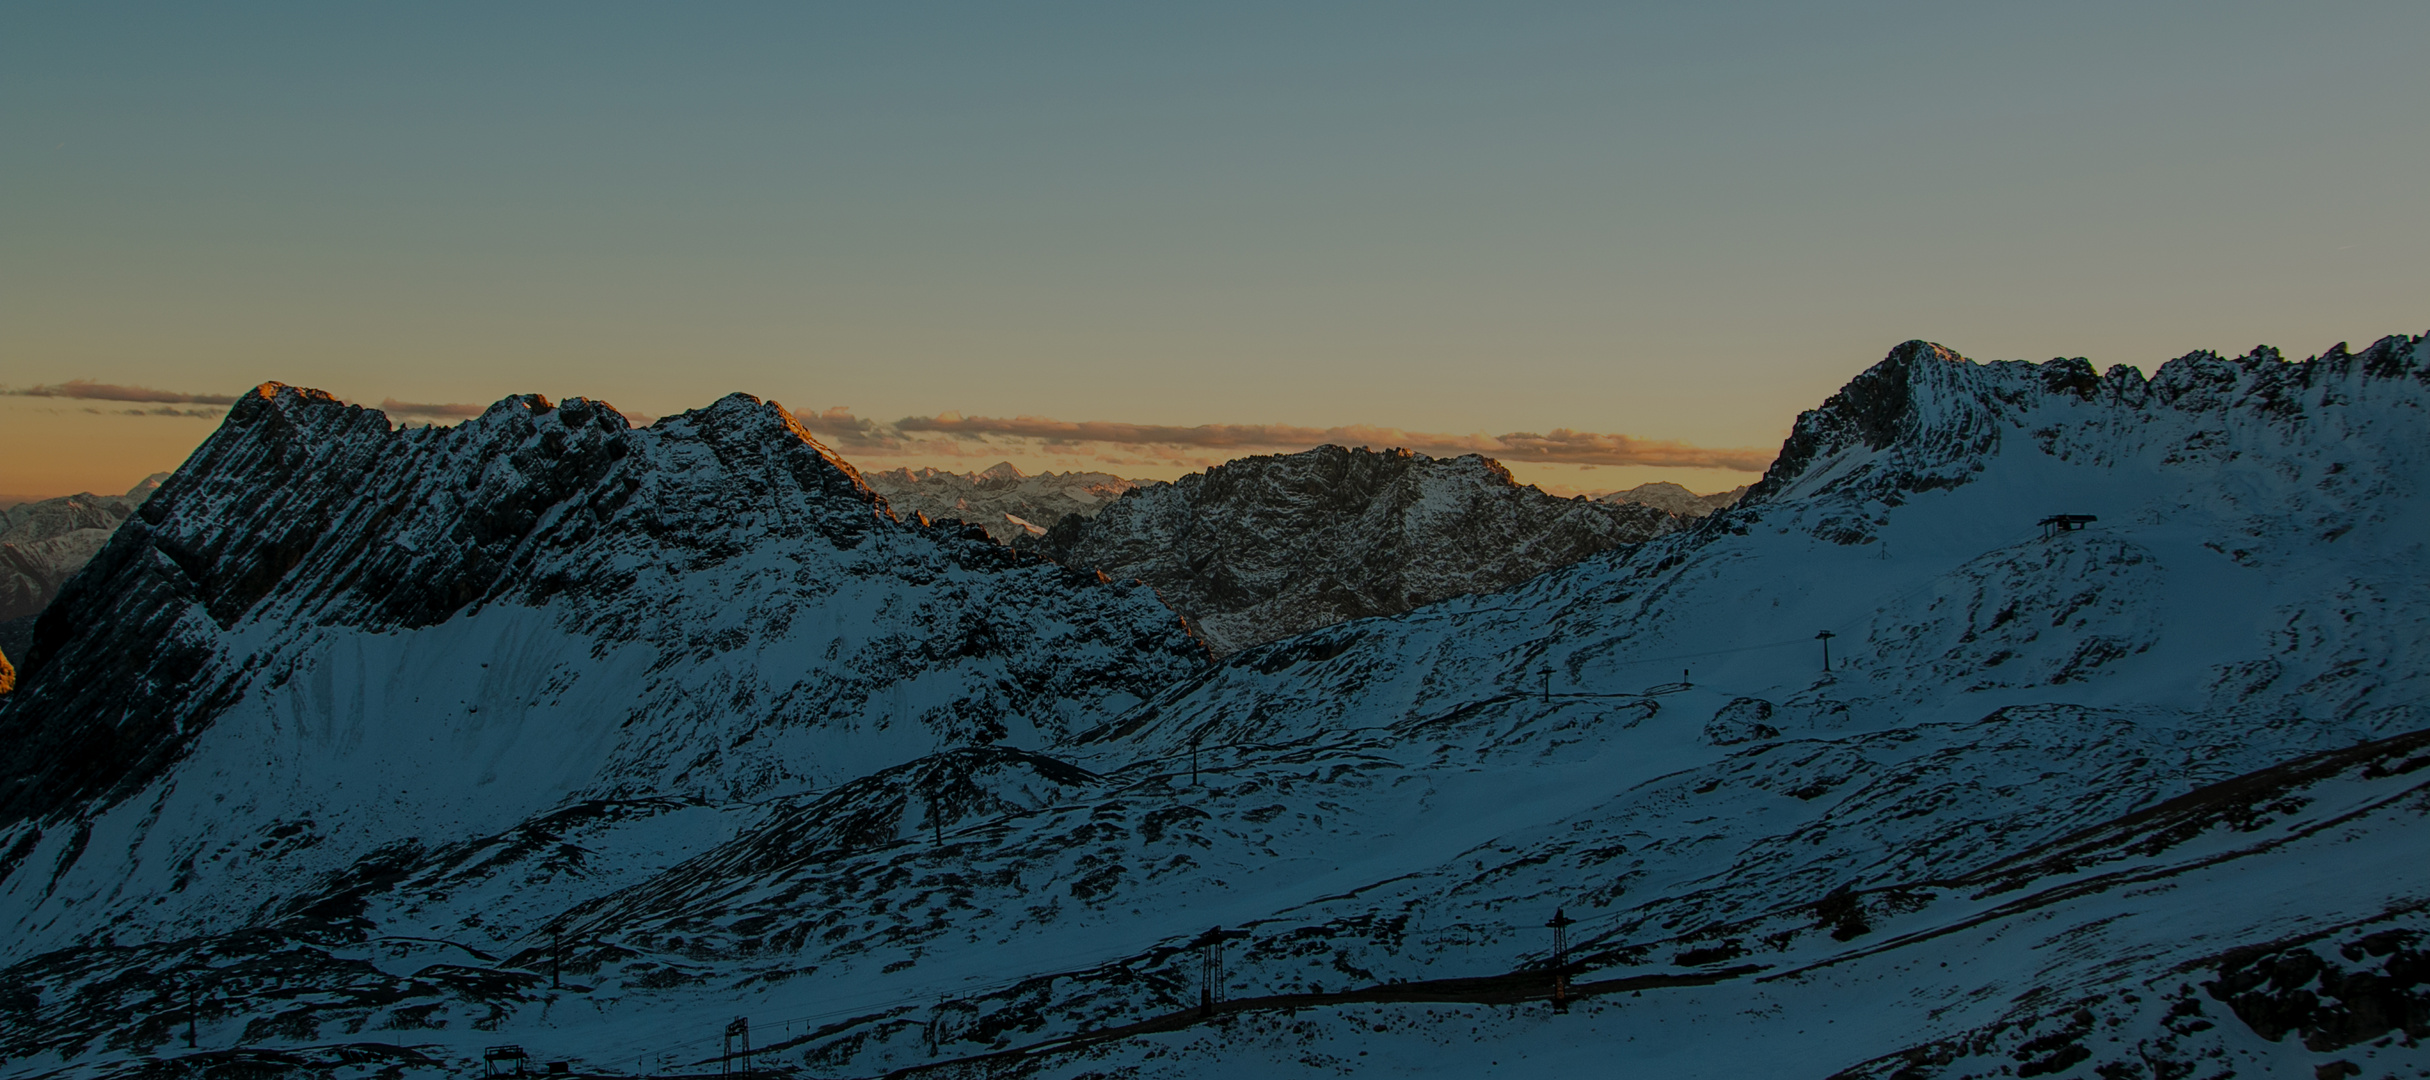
<box><xmin>1596</xmin><ymin>479</ymin><xmax>1746</xmax><ymax>517</ymax></box>
<box><xmin>0</xmin><ymin>474</ymin><xmax>167</xmax><ymax>659</ymax></box>
<box><xmin>860</xmin><ymin>462</ymin><xmax>1136</xmax><ymax>544</ymax></box>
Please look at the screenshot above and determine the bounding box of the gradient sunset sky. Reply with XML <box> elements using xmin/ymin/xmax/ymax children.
<box><xmin>5</xmin><ymin>2</ymin><xmax>2425</xmax><ymax>503</ymax></box>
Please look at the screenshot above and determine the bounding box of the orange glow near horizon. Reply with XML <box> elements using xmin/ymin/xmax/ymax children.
<box><xmin>0</xmin><ymin>392</ymin><xmax>1768</xmax><ymax>507</ymax></box>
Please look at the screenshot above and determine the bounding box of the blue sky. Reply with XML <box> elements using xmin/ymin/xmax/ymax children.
<box><xmin>4</xmin><ymin>2</ymin><xmax>2425</xmax><ymax>498</ymax></box>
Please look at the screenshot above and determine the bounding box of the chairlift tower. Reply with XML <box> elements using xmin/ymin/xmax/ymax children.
<box><xmin>484</xmin><ymin>1046</ymin><xmax>530</xmax><ymax>1078</ymax></box>
<box><xmin>1192</xmin><ymin>926</ymin><xmax>1252</xmax><ymax>1018</ymax></box>
<box><xmin>1545</xmin><ymin>908</ymin><xmax>1577</xmax><ymax>1013</ymax></box>
<box><xmin>721</xmin><ymin>1017</ymin><xmax>751</xmax><ymax>1078</ymax></box>
<box><xmin>1815</xmin><ymin>630</ymin><xmax>1836</xmax><ymax>672</ymax></box>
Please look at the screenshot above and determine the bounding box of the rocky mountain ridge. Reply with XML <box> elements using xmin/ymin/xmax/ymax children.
<box><xmin>1031</xmin><ymin>445</ymin><xmax>1685</xmax><ymax>654</ymax></box>
<box><xmin>0</xmin><ymin>383</ymin><xmax>1203</xmax><ymax>947</ymax></box>
<box><xmin>3</xmin><ymin>334</ymin><xmax>2428</xmax><ymax>1080</ymax></box>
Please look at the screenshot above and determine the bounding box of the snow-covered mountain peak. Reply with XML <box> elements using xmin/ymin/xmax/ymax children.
<box><xmin>1749</xmin><ymin>334</ymin><xmax>2429</xmax><ymax>520</ymax></box>
<box><xmin>1750</xmin><ymin>338</ymin><xmax>2044</xmax><ymax>505</ymax></box>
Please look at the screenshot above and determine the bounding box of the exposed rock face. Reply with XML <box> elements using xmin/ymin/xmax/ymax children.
<box><xmin>1030</xmin><ymin>445</ymin><xmax>1683</xmax><ymax>655</ymax></box>
<box><xmin>2205</xmin><ymin>927</ymin><xmax>2430</xmax><ymax>1052</ymax></box>
<box><xmin>1704</xmin><ymin>697</ymin><xmax>1780</xmax><ymax>745</ymax></box>
<box><xmin>0</xmin><ymin>474</ymin><xmax>167</xmax><ymax>626</ymax></box>
<box><xmin>860</xmin><ymin>461</ymin><xmax>1137</xmax><ymax>545</ymax></box>
<box><xmin>1598</xmin><ymin>480</ymin><xmax>1746</xmax><ymax>517</ymax></box>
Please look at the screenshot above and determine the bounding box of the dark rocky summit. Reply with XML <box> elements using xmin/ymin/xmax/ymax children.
<box><xmin>1031</xmin><ymin>445</ymin><xmax>1684</xmax><ymax>654</ymax></box>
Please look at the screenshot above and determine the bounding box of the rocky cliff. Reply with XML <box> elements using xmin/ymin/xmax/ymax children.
<box><xmin>1031</xmin><ymin>445</ymin><xmax>1683</xmax><ymax>654</ymax></box>
<box><xmin>861</xmin><ymin>461</ymin><xmax>1136</xmax><ymax>544</ymax></box>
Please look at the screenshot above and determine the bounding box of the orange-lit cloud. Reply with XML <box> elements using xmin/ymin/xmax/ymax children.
<box><xmin>8</xmin><ymin>380</ymin><xmax>1764</xmax><ymax>476</ymax></box>
<box><xmin>5</xmin><ymin>379</ymin><xmax>241</xmax><ymax>406</ymax></box>
<box><xmin>5</xmin><ymin>382</ymin><xmax>659</xmax><ymax>427</ymax></box>
<box><xmin>4</xmin><ymin>379</ymin><xmax>239</xmax><ymax>417</ymax></box>
<box><xmin>377</xmin><ymin>398</ymin><xmax>487</xmax><ymax>422</ymax></box>
<box><xmin>800</xmin><ymin>409</ymin><xmax>1773</xmax><ymax>471</ymax></box>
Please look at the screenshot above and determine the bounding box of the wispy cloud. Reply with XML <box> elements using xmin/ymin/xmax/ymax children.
<box><xmin>5</xmin><ymin>379</ymin><xmax>1764</xmax><ymax>472</ymax></box>
<box><xmin>83</xmin><ymin>405</ymin><xmax>223</xmax><ymax>418</ymax></box>
<box><xmin>798</xmin><ymin>409</ymin><xmax>1773</xmax><ymax>471</ymax></box>
<box><xmin>7</xmin><ymin>382</ymin><xmax>495</xmax><ymax>426</ymax></box>
<box><xmin>377</xmin><ymin>398</ymin><xmax>488</xmax><ymax>422</ymax></box>
<box><xmin>6</xmin><ymin>380</ymin><xmax>240</xmax><ymax>407</ymax></box>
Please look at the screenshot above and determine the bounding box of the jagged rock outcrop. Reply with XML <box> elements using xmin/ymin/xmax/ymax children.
<box><xmin>861</xmin><ymin>461</ymin><xmax>1136</xmax><ymax>544</ymax></box>
<box><xmin>1032</xmin><ymin>445</ymin><xmax>1683</xmax><ymax>654</ymax></box>
<box><xmin>1704</xmin><ymin>697</ymin><xmax>1780</xmax><ymax>745</ymax></box>
<box><xmin>1598</xmin><ymin>480</ymin><xmax>1746</xmax><ymax>517</ymax></box>
<box><xmin>0</xmin><ymin>474</ymin><xmax>166</xmax><ymax>629</ymax></box>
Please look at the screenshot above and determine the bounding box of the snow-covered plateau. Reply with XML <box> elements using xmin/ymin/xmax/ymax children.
<box><xmin>2</xmin><ymin>336</ymin><xmax>2428</xmax><ymax>1080</ymax></box>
